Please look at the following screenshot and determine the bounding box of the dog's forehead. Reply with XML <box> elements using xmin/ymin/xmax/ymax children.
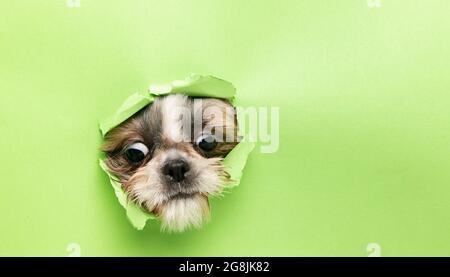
<box><xmin>140</xmin><ymin>95</ymin><xmax>232</xmax><ymax>143</ymax></box>
<box><xmin>145</xmin><ymin>94</ymin><xmax>191</xmax><ymax>143</ymax></box>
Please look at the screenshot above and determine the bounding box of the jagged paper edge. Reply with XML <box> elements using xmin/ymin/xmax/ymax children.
<box><xmin>98</xmin><ymin>74</ymin><xmax>253</xmax><ymax>230</ymax></box>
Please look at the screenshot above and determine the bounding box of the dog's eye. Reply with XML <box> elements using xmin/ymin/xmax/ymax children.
<box><xmin>196</xmin><ymin>135</ymin><xmax>217</xmax><ymax>152</ymax></box>
<box><xmin>124</xmin><ymin>142</ymin><xmax>149</xmax><ymax>163</ymax></box>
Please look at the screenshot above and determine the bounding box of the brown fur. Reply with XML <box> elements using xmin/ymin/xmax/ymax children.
<box><xmin>101</xmin><ymin>95</ymin><xmax>238</xmax><ymax>231</ymax></box>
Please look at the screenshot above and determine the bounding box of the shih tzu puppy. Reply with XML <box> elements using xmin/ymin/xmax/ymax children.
<box><xmin>101</xmin><ymin>94</ymin><xmax>239</xmax><ymax>232</ymax></box>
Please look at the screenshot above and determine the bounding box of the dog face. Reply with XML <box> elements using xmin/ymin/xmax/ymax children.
<box><xmin>102</xmin><ymin>94</ymin><xmax>239</xmax><ymax>232</ymax></box>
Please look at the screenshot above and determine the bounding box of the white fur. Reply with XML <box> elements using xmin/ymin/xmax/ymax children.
<box><xmin>159</xmin><ymin>194</ymin><xmax>210</xmax><ymax>232</ymax></box>
<box><xmin>190</xmin><ymin>157</ymin><xmax>226</xmax><ymax>197</ymax></box>
<box><xmin>124</xmin><ymin>95</ymin><xmax>232</xmax><ymax>232</ymax></box>
<box><xmin>161</xmin><ymin>94</ymin><xmax>188</xmax><ymax>143</ymax></box>
<box><xmin>127</xmin><ymin>157</ymin><xmax>166</xmax><ymax>211</ymax></box>
<box><xmin>127</xmin><ymin>150</ymin><xmax>226</xmax><ymax>232</ymax></box>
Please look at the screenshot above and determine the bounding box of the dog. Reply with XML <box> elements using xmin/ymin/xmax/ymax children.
<box><xmin>101</xmin><ymin>94</ymin><xmax>239</xmax><ymax>232</ymax></box>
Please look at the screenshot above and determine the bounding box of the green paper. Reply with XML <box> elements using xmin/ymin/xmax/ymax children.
<box><xmin>99</xmin><ymin>91</ymin><xmax>155</xmax><ymax>137</ymax></box>
<box><xmin>99</xmin><ymin>74</ymin><xmax>236</xmax><ymax>136</ymax></box>
<box><xmin>3</xmin><ymin>1</ymin><xmax>450</xmax><ymax>256</ymax></box>
<box><xmin>223</xmin><ymin>141</ymin><xmax>255</xmax><ymax>188</ymax></box>
<box><xmin>99</xmin><ymin>159</ymin><xmax>154</xmax><ymax>230</ymax></box>
<box><xmin>99</xmin><ymin>74</ymin><xmax>254</xmax><ymax>230</ymax></box>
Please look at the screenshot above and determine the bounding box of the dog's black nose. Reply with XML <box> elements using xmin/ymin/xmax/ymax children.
<box><xmin>163</xmin><ymin>159</ymin><xmax>190</xmax><ymax>182</ymax></box>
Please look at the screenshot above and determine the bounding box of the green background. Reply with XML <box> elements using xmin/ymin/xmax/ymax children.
<box><xmin>1</xmin><ymin>0</ymin><xmax>449</xmax><ymax>256</ymax></box>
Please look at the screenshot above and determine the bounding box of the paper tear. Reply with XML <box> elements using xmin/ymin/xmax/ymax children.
<box><xmin>98</xmin><ymin>74</ymin><xmax>254</xmax><ymax>230</ymax></box>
